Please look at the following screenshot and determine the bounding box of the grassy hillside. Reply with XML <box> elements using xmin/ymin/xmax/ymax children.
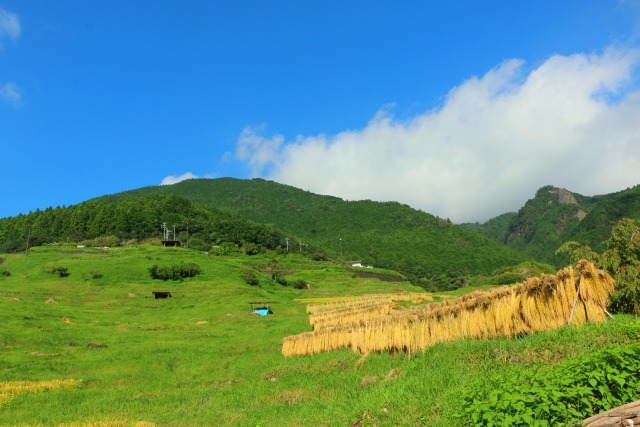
<box><xmin>95</xmin><ymin>178</ymin><xmax>528</xmax><ymax>289</ymax></box>
<box><xmin>0</xmin><ymin>245</ymin><xmax>637</xmax><ymax>426</ymax></box>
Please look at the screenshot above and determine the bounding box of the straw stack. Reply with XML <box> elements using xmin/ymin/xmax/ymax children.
<box><xmin>282</xmin><ymin>260</ymin><xmax>615</xmax><ymax>357</ymax></box>
<box><xmin>305</xmin><ymin>292</ymin><xmax>431</xmax><ymax>315</ymax></box>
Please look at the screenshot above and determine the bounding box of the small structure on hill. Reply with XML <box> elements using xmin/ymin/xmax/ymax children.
<box><xmin>152</xmin><ymin>291</ymin><xmax>172</xmax><ymax>299</ymax></box>
<box><xmin>249</xmin><ymin>301</ymin><xmax>273</xmax><ymax>316</ymax></box>
<box><xmin>161</xmin><ymin>223</ymin><xmax>180</xmax><ymax>247</ymax></box>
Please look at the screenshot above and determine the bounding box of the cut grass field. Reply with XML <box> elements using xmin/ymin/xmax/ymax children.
<box><xmin>0</xmin><ymin>244</ymin><xmax>637</xmax><ymax>426</ymax></box>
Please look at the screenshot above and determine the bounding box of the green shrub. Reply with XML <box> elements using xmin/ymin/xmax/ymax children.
<box><xmin>492</xmin><ymin>272</ymin><xmax>523</xmax><ymax>285</ymax></box>
<box><xmin>609</xmin><ymin>284</ymin><xmax>640</xmax><ymax>316</ymax></box>
<box><xmin>290</xmin><ymin>278</ymin><xmax>307</xmax><ymax>289</ymax></box>
<box><xmin>0</xmin><ymin>269</ymin><xmax>11</xmax><ymax>277</ymax></box>
<box><xmin>608</xmin><ymin>265</ymin><xmax>640</xmax><ymax>316</ymax></box>
<box><xmin>149</xmin><ymin>263</ymin><xmax>202</xmax><ymax>281</ymax></box>
<box><xmin>80</xmin><ymin>235</ymin><xmax>120</xmax><ymax>247</ymax></box>
<box><xmin>47</xmin><ymin>266</ymin><xmax>70</xmax><ymax>277</ymax></box>
<box><xmin>242</xmin><ymin>242</ymin><xmax>264</xmax><ymax>255</ymax></box>
<box><xmin>187</xmin><ymin>237</ymin><xmax>210</xmax><ymax>252</ymax></box>
<box><xmin>457</xmin><ymin>343</ymin><xmax>640</xmax><ymax>426</ymax></box>
<box><xmin>240</xmin><ymin>267</ymin><xmax>259</xmax><ymax>286</ymax></box>
<box><xmin>214</xmin><ymin>242</ymin><xmax>237</xmax><ymax>256</ymax></box>
<box><xmin>271</xmin><ymin>272</ymin><xmax>288</xmax><ymax>286</ymax></box>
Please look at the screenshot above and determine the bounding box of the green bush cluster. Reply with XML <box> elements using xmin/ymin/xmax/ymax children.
<box><xmin>80</xmin><ymin>235</ymin><xmax>120</xmax><ymax>247</ymax></box>
<box><xmin>239</xmin><ymin>267</ymin><xmax>259</xmax><ymax>286</ymax></box>
<box><xmin>148</xmin><ymin>263</ymin><xmax>202</xmax><ymax>281</ymax></box>
<box><xmin>0</xmin><ymin>269</ymin><xmax>11</xmax><ymax>277</ymax></box>
<box><xmin>47</xmin><ymin>266</ymin><xmax>70</xmax><ymax>277</ymax></box>
<box><xmin>457</xmin><ymin>342</ymin><xmax>640</xmax><ymax>426</ymax></box>
<box><xmin>555</xmin><ymin>218</ymin><xmax>640</xmax><ymax>316</ymax></box>
<box><xmin>186</xmin><ymin>237</ymin><xmax>210</xmax><ymax>252</ymax></box>
<box><xmin>271</xmin><ymin>272</ymin><xmax>307</xmax><ymax>289</ymax></box>
<box><xmin>271</xmin><ymin>272</ymin><xmax>288</xmax><ymax>286</ymax></box>
<box><xmin>609</xmin><ymin>280</ymin><xmax>640</xmax><ymax>316</ymax></box>
<box><xmin>492</xmin><ymin>272</ymin><xmax>524</xmax><ymax>285</ymax></box>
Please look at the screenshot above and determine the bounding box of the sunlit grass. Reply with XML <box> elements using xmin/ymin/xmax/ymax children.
<box><xmin>0</xmin><ymin>244</ymin><xmax>635</xmax><ymax>426</ymax></box>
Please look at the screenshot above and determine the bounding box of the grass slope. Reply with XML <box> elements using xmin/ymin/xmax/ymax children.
<box><xmin>0</xmin><ymin>245</ymin><xmax>637</xmax><ymax>426</ymax></box>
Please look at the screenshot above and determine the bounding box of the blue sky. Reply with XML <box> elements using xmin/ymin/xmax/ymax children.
<box><xmin>2</xmin><ymin>1</ymin><xmax>640</xmax><ymax>223</ymax></box>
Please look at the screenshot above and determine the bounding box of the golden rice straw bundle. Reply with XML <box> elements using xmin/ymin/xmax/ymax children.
<box><xmin>584</xmin><ymin>299</ymin><xmax>607</xmax><ymax>323</ymax></box>
<box><xmin>492</xmin><ymin>291</ymin><xmax>514</xmax><ymax>337</ymax></box>
<box><xmin>306</xmin><ymin>295</ymin><xmax>387</xmax><ymax>314</ymax></box>
<box><xmin>467</xmin><ymin>305</ymin><xmax>485</xmax><ymax>339</ymax></box>
<box><xmin>282</xmin><ymin>261</ymin><xmax>615</xmax><ymax>356</ymax></box>
<box><xmin>305</xmin><ymin>292</ymin><xmax>430</xmax><ymax>314</ymax></box>
<box><xmin>310</xmin><ymin>303</ymin><xmax>392</xmax><ymax>330</ymax></box>
<box><xmin>557</xmin><ymin>267</ymin><xmax>576</xmax><ymax>319</ymax></box>
<box><xmin>576</xmin><ymin>259</ymin><xmax>615</xmax><ymax>308</ymax></box>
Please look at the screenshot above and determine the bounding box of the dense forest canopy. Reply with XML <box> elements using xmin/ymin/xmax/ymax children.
<box><xmin>0</xmin><ymin>195</ymin><xmax>286</xmax><ymax>254</ymax></box>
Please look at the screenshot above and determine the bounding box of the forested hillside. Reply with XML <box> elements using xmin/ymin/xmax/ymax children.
<box><xmin>0</xmin><ymin>195</ymin><xmax>286</xmax><ymax>254</ymax></box>
<box><xmin>462</xmin><ymin>185</ymin><xmax>640</xmax><ymax>266</ymax></box>
<box><xmin>93</xmin><ymin>178</ymin><xmax>528</xmax><ymax>289</ymax></box>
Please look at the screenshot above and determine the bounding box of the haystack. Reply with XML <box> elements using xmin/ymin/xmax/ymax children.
<box><xmin>282</xmin><ymin>260</ymin><xmax>615</xmax><ymax>357</ymax></box>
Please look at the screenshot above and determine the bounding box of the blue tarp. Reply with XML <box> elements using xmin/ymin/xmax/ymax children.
<box><xmin>252</xmin><ymin>308</ymin><xmax>271</xmax><ymax>316</ymax></box>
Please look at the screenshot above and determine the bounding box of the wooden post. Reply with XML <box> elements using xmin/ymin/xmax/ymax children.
<box><xmin>600</xmin><ymin>304</ymin><xmax>614</xmax><ymax>319</ymax></box>
<box><xmin>25</xmin><ymin>225</ymin><xmax>31</xmax><ymax>255</ymax></box>
<box><xmin>568</xmin><ymin>281</ymin><xmax>581</xmax><ymax>326</ymax></box>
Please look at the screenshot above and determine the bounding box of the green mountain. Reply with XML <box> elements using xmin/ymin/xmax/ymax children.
<box><xmin>462</xmin><ymin>184</ymin><xmax>640</xmax><ymax>265</ymax></box>
<box><xmin>92</xmin><ymin>178</ymin><xmax>528</xmax><ymax>289</ymax></box>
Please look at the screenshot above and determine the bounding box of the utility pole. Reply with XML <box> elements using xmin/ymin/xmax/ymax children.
<box><xmin>286</xmin><ymin>236</ymin><xmax>289</xmax><ymax>252</ymax></box>
<box><xmin>25</xmin><ymin>225</ymin><xmax>31</xmax><ymax>255</ymax></box>
<box><xmin>299</xmin><ymin>240</ymin><xmax>302</xmax><ymax>252</ymax></box>
<box><xmin>339</xmin><ymin>238</ymin><xmax>343</xmax><ymax>265</ymax></box>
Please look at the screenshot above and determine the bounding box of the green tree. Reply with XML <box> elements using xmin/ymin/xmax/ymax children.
<box><xmin>556</xmin><ymin>218</ymin><xmax>640</xmax><ymax>315</ymax></box>
<box><xmin>603</xmin><ymin>219</ymin><xmax>640</xmax><ymax>315</ymax></box>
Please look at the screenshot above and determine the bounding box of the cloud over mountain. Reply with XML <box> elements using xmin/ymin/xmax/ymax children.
<box><xmin>236</xmin><ymin>47</ymin><xmax>640</xmax><ymax>223</ymax></box>
<box><xmin>161</xmin><ymin>172</ymin><xmax>198</xmax><ymax>185</ymax></box>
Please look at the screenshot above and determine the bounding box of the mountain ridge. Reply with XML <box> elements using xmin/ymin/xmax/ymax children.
<box><xmin>461</xmin><ymin>184</ymin><xmax>640</xmax><ymax>265</ymax></box>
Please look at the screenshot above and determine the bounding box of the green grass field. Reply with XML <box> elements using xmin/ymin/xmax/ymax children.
<box><xmin>0</xmin><ymin>244</ymin><xmax>637</xmax><ymax>426</ymax></box>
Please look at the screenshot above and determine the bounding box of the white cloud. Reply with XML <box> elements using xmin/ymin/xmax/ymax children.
<box><xmin>235</xmin><ymin>126</ymin><xmax>284</xmax><ymax>176</ymax></box>
<box><xmin>0</xmin><ymin>8</ymin><xmax>20</xmax><ymax>46</ymax></box>
<box><xmin>0</xmin><ymin>82</ymin><xmax>22</xmax><ymax>105</ymax></box>
<box><xmin>235</xmin><ymin>46</ymin><xmax>640</xmax><ymax>223</ymax></box>
<box><xmin>160</xmin><ymin>172</ymin><xmax>198</xmax><ymax>185</ymax></box>
<box><xmin>0</xmin><ymin>9</ymin><xmax>22</xmax><ymax>106</ymax></box>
